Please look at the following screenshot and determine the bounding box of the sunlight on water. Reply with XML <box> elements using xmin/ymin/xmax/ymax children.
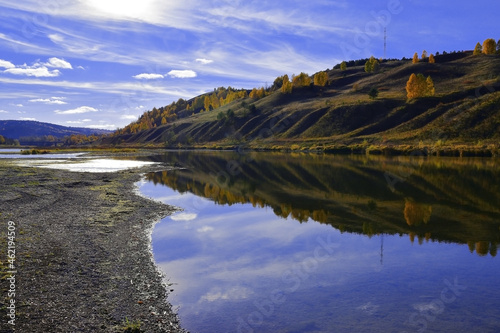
<box><xmin>16</xmin><ymin>158</ymin><xmax>156</xmax><ymax>172</ymax></box>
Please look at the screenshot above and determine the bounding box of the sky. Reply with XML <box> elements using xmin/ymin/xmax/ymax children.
<box><xmin>0</xmin><ymin>0</ymin><xmax>498</xmax><ymax>130</ymax></box>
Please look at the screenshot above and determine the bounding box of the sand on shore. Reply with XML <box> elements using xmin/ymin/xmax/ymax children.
<box><xmin>0</xmin><ymin>160</ymin><xmax>186</xmax><ymax>332</ymax></box>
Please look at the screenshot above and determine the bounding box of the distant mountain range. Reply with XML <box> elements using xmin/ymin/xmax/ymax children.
<box><xmin>0</xmin><ymin>120</ymin><xmax>112</xmax><ymax>141</ymax></box>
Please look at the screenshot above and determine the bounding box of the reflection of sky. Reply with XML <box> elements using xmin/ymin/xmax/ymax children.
<box><xmin>141</xmin><ymin>181</ymin><xmax>500</xmax><ymax>333</ymax></box>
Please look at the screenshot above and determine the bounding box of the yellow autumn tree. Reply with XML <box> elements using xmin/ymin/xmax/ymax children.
<box><xmin>421</xmin><ymin>50</ymin><xmax>428</xmax><ymax>60</ymax></box>
<box><xmin>412</xmin><ymin>52</ymin><xmax>419</xmax><ymax>64</ymax></box>
<box><xmin>203</xmin><ymin>96</ymin><xmax>211</xmax><ymax>111</ymax></box>
<box><xmin>292</xmin><ymin>72</ymin><xmax>311</xmax><ymax>87</ymax></box>
<box><xmin>429</xmin><ymin>54</ymin><xmax>435</xmax><ymax>63</ymax></box>
<box><xmin>364</xmin><ymin>56</ymin><xmax>379</xmax><ymax>73</ymax></box>
<box><xmin>404</xmin><ymin>198</ymin><xmax>432</xmax><ymax>226</ymax></box>
<box><xmin>483</xmin><ymin>38</ymin><xmax>497</xmax><ymax>54</ymax></box>
<box><xmin>473</xmin><ymin>42</ymin><xmax>482</xmax><ymax>55</ymax></box>
<box><xmin>426</xmin><ymin>76</ymin><xmax>435</xmax><ymax>96</ymax></box>
<box><xmin>281</xmin><ymin>74</ymin><xmax>293</xmax><ymax>93</ymax></box>
<box><xmin>340</xmin><ymin>61</ymin><xmax>347</xmax><ymax>71</ymax></box>
<box><xmin>249</xmin><ymin>88</ymin><xmax>259</xmax><ymax>99</ymax></box>
<box><xmin>313</xmin><ymin>71</ymin><xmax>328</xmax><ymax>86</ymax></box>
<box><xmin>406</xmin><ymin>73</ymin><xmax>435</xmax><ymax>99</ymax></box>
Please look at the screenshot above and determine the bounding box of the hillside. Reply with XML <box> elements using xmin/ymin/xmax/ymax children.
<box><xmin>104</xmin><ymin>51</ymin><xmax>500</xmax><ymax>154</ymax></box>
<box><xmin>0</xmin><ymin>120</ymin><xmax>112</xmax><ymax>144</ymax></box>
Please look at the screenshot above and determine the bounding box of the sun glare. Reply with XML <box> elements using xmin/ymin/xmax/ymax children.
<box><xmin>86</xmin><ymin>0</ymin><xmax>156</xmax><ymax>19</ymax></box>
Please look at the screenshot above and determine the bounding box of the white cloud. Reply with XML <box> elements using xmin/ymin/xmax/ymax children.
<box><xmin>1</xmin><ymin>57</ymin><xmax>73</xmax><ymax>78</ymax></box>
<box><xmin>85</xmin><ymin>124</ymin><xmax>116</xmax><ymax>130</ymax></box>
<box><xmin>48</xmin><ymin>33</ymin><xmax>64</xmax><ymax>43</ymax></box>
<box><xmin>120</xmin><ymin>114</ymin><xmax>138</xmax><ymax>120</ymax></box>
<box><xmin>29</xmin><ymin>98</ymin><xmax>68</xmax><ymax>105</ymax></box>
<box><xmin>0</xmin><ymin>77</ymin><xmax>192</xmax><ymax>98</ymax></box>
<box><xmin>5</xmin><ymin>66</ymin><xmax>61</xmax><ymax>77</ymax></box>
<box><xmin>133</xmin><ymin>73</ymin><xmax>164</xmax><ymax>79</ymax></box>
<box><xmin>0</xmin><ymin>59</ymin><xmax>15</xmax><ymax>69</ymax></box>
<box><xmin>77</xmin><ymin>66</ymin><xmax>85</xmax><ymax>70</ymax></box>
<box><xmin>19</xmin><ymin>117</ymin><xmax>36</xmax><ymax>121</ymax></box>
<box><xmin>45</xmin><ymin>57</ymin><xmax>73</xmax><ymax>69</ymax></box>
<box><xmin>15</xmin><ymin>104</ymin><xmax>23</xmax><ymax>107</ymax></box>
<box><xmin>195</xmin><ymin>58</ymin><xmax>213</xmax><ymax>65</ymax></box>
<box><xmin>197</xmin><ymin>226</ymin><xmax>214</xmax><ymax>233</ymax></box>
<box><xmin>0</xmin><ymin>110</ymin><xmax>8</xmax><ymax>113</ymax></box>
<box><xmin>168</xmin><ymin>70</ymin><xmax>197</xmax><ymax>78</ymax></box>
<box><xmin>66</xmin><ymin>118</ymin><xmax>93</xmax><ymax>124</ymax></box>
<box><xmin>55</xmin><ymin>106</ymin><xmax>98</xmax><ymax>114</ymax></box>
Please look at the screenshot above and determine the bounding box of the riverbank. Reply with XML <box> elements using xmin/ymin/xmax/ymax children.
<box><xmin>0</xmin><ymin>160</ymin><xmax>186</xmax><ymax>332</ymax></box>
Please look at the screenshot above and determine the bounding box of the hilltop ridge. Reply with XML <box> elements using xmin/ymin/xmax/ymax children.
<box><xmin>105</xmin><ymin>51</ymin><xmax>499</xmax><ymax>153</ymax></box>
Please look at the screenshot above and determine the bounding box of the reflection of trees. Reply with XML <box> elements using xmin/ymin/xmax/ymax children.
<box><xmin>144</xmin><ymin>151</ymin><xmax>500</xmax><ymax>258</ymax></box>
<box><xmin>468</xmin><ymin>241</ymin><xmax>498</xmax><ymax>257</ymax></box>
<box><xmin>404</xmin><ymin>198</ymin><xmax>432</xmax><ymax>226</ymax></box>
<box><xmin>467</xmin><ymin>241</ymin><xmax>498</xmax><ymax>257</ymax></box>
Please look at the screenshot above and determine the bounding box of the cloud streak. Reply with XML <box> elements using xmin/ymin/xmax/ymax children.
<box><xmin>55</xmin><ymin>106</ymin><xmax>98</xmax><ymax>114</ymax></box>
<box><xmin>29</xmin><ymin>97</ymin><xmax>67</xmax><ymax>105</ymax></box>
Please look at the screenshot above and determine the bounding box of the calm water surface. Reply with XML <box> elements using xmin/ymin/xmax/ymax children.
<box><xmin>140</xmin><ymin>151</ymin><xmax>500</xmax><ymax>333</ymax></box>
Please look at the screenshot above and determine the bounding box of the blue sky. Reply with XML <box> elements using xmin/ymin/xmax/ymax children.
<box><xmin>0</xmin><ymin>0</ymin><xmax>498</xmax><ymax>130</ymax></box>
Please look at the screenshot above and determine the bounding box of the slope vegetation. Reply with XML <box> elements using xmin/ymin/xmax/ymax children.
<box><xmin>105</xmin><ymin>52</ymin><xmax>500</xmax><ymax>154</ymax></box>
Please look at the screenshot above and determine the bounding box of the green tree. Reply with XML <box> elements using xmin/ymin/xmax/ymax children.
<box><xmin>313</xmin><ymin>71</ymin><xmax>328</xmax><ymax>86</ymax></box>
<box><xmin>272</xmin><ymin>76</ymin><xmax>283</xmax><ymax>91</ymax></box>
<box><xmin>340</xmin><ymin>61</ymin><xmax>347</xmax><ymax>71</ymax></box>
<box><xmin>412</xmin><ymin>52</ymin><xmax>419</xmax><ymax>64</ymax></box>
<box><xmin>497</xmin><ymin>40</ymin><xmax>500</xmax><ymax>54</ymax></box>
<box><xmin>473</xmin><ymin>42</ymin><xmax>482</xmax><ymax>55</ymax></box>
<box><xmin>368</xmin><ymin>87</ymin><xmax>379</xmax><ymax>99</ymax></box>
<box><xmin>483</xmin><ymin>38</ymin><xmax>497</xmax><ymax>54</ymax></box>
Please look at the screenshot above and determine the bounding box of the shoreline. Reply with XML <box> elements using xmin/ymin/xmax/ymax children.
<box><xmin>0</xmin><ymin>160</ymin><xmax>186</xmax><ymax>332</ymax></box>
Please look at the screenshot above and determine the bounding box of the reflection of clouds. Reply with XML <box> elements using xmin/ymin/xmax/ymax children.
<box><xmin>356</xmin><ymin>302</ymin><xmax>379</xmax><ymax>315</ymax></box>
<box><xmin>200</xmin><ymin>286</ymin><xmax>254</xmax><ymax>302</ymax></box>
<box><xmin>413</xmin><ymin>302</ymin><xmax>442</xmax><ymax>312</ymax></box>
<box><xmin>171</xmin><ymin>212</ymin><xmax>198</xmax><ymax>221</ymax></box>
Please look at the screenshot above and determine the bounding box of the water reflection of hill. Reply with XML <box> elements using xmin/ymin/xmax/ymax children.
<box><xmin>145</xmin><ymin>151</ymin><xmax>500</xmax><ymax>256</ymax></box>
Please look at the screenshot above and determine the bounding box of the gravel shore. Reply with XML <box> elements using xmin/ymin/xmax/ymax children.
<box><xmin>0</xmin><ymin>160</ymin><xmax>186</xmax><ymax>332</ymax></box>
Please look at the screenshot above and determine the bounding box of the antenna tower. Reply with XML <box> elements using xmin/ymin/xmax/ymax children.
<box><xmin>384</xmin><ymin>27</ymin><xmax>387</xmax><ymax>60</ymax></box>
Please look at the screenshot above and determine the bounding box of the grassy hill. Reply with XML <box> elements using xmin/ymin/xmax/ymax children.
<box><xmin>104</xmin><ymin>51</ymin><xmax>500</xmax><ymax>155</ymax></box>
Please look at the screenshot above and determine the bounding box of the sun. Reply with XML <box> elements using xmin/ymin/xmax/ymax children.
<box><xmin>86</xmin><ymin>0</ymin><xmax>156</xmax><ymax>19</ymax></box>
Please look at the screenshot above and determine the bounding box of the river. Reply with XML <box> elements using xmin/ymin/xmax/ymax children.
<box><xmin>139</xmin><ymin>151</ymin><xmax>500</xmax><ymax>333</ymax></box>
